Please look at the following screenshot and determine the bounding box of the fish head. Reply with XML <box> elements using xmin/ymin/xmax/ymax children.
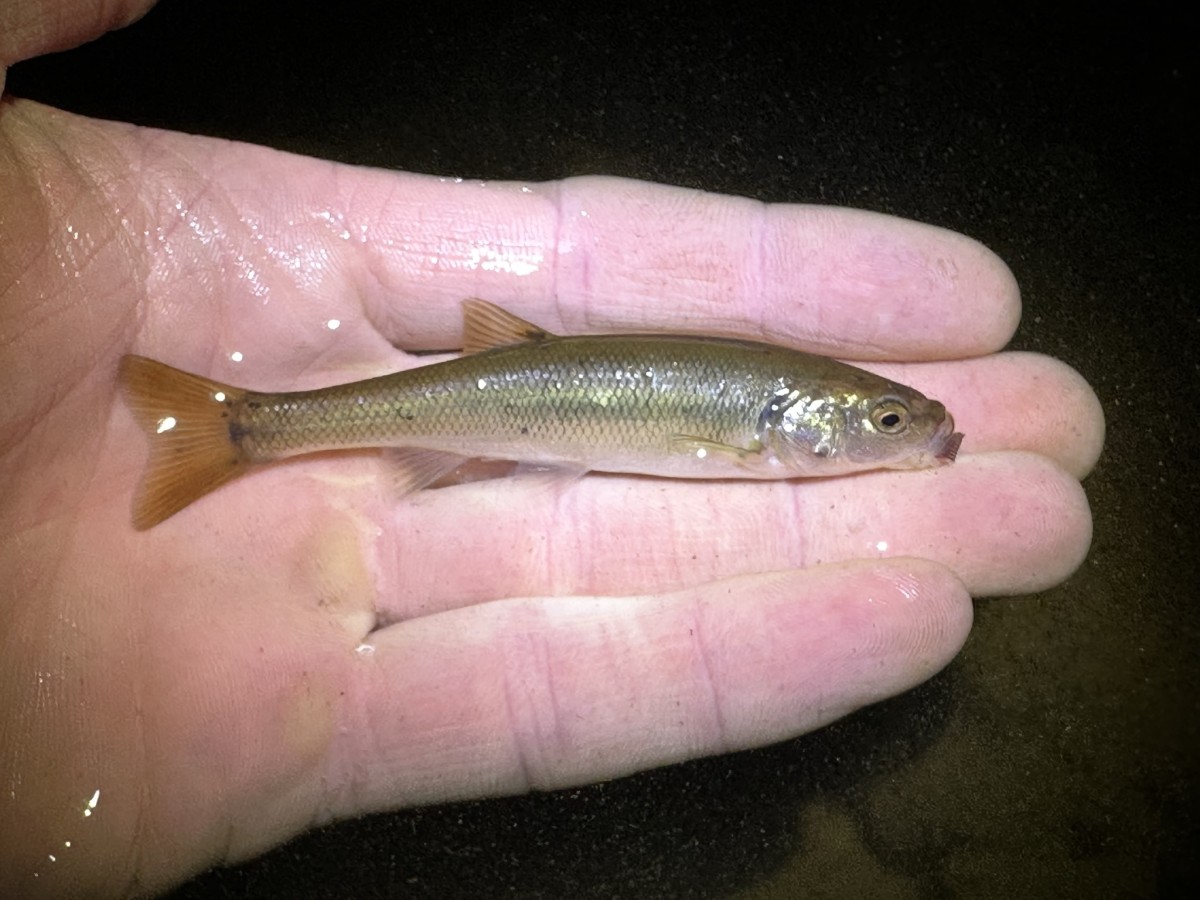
<box><xmin>845</xmin><ymin>392</ymin><xmax>964</xmax><ymax>470</ymax></box>
<box><xmin>767</xmin><ymin>381</ymin><xmax>963</xmax><ymax>474</ymax></box>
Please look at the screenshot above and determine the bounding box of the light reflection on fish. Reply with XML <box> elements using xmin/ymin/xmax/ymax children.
<box><xmin>118</xmin><ymin>299</ymin><xmax>963</xmax><ymax>529</ymax></box>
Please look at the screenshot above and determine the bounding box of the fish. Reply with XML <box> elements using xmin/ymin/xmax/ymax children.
<box><xmin>118</xmin><ymin>299</ymin><xmax>963</xmax><ymax>529</ymax></box>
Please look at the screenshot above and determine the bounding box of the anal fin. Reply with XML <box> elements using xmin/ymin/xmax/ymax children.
<box><xmin>382</xmin><ymin>448</ymin><xmax>473</xmax><ymax>497</ymax></box>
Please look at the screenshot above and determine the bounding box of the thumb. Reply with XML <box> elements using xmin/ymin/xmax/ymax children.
<box><xmin>1</xmin><ymin>0</ymin><xmax>155</xmax><ymax>70</ymax></box>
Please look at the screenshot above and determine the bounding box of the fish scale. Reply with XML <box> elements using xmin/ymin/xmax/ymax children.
<box><xmin>237</xmin><ymin>336</ymin><xmax>802</xmax><ymax>468</ymax></box>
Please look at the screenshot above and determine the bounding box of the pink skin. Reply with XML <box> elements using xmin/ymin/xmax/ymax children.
<box><xmin>0</xmin><ymin>11</ymin><xmax>1102</xmax><ymax>896</ymax></box>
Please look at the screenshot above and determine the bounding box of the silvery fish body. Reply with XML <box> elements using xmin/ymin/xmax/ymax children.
<box><xmin>119</xmin><ymin>299</ymin><xmax>962</xmax><ymax>528</ymax></box>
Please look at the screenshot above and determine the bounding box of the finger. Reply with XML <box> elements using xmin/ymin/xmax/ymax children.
<box><xmin>374</xmin><ymin>451</ymin><xmax>1089</xmax><ymax>619</ymax></box>
<box><xmin>27</xmin><ymin>110</ymin><xmax>1019</xmax><ymax>362</ymax></box>
<box><xmin>7</xmin><ymin>104</ymin><xmax>1017</xmax><ymax>379</ymax></box>
<box><xmin>339</xmin><ymin>173</ymin><xmax>1021</xmax><ymax>360</ymax></box>
<box><xmin>323</xmin><ymin>558</ymin><xmax>972</xmax><ymax>817</ymax></box>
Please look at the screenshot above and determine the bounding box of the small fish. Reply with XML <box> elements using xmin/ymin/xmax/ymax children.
<box><xmin>118</xmin><ymin>299</ymin><xmax>963</xmax><ymax>528</ymax></box>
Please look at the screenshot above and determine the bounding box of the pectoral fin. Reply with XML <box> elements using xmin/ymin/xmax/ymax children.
<box><xmin>669</xmin><ymin>434</ymin><xmax>763</xmax><ymax>465</ymax></box>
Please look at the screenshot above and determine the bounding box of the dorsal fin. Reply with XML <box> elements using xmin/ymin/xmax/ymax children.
<box><xmin>461</xmin><ymin>298</ymin><xmax>557</xmax><ymax>354</ymax></box>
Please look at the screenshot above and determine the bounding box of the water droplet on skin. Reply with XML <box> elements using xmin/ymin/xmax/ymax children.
<box><xmin>326</xmin><ymin>319</ymin><xmax>341</xmax><ymax>330</ymax></box>
<box><xmin>464</xmin><ymin>244</ymin><xmax>542</xmax><ymax>276</ymax></box>
<box><xmin>230</xmin><ymin>350</ymin><xmax>244</xmax><ymax>362</ymax></box>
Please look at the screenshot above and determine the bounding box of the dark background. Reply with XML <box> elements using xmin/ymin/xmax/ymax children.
<box><xmin>8</xmin><ymin>1</ymin><xmax>1197</xmax><ymax>897</ymax></box>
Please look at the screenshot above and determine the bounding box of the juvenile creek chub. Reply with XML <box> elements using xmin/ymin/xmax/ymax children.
<box><xmin>118</xmin><ymin>299</ymin><xmax>964</xmax><ymax>528</ymax></box>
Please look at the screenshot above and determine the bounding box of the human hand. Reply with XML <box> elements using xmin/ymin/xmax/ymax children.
<box><xmin>0</xmin><ymin>9</ymin><xmax>1102</xmax><ymax>898</ymax></box>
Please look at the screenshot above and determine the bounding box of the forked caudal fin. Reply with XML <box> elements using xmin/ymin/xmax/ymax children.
<box><xmin>118</xmin><ymin>355</ymin><xmax>251</xmax><ymax>529</ymax></box>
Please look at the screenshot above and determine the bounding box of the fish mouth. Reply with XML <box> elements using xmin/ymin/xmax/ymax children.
<box><xmin>934</xmin><ymin>415</ymin><xmax>964</xmax><ymax>463</ymax></box>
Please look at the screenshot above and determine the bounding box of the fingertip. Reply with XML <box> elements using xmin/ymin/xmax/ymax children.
<box><xmin>933</xmin><ymin>451</ymin><xmax>1093</xmax><ymax>596</ymax></box>
<box><xmin>932</xmin><ymin>351</ymin><xmax>1105</xmax><ymax>480</ymax></box>
<box><xmin>866</xmin><ymin>558</ymin><xmax>975</xmax><ymax>682</ymax></box>
<box><xmin>958</xmin><ymin>229</ymin><xmax>1022</xmax><ymax>353</ymax></box>
<box><xmin>1018</xmin><ymin>353</ymin><xmax>1106</xmax><ymax>479</ymax></box>
<box><xmin>894</xmin><ymin>218</ymin><xmax>1022</xmax><ymax>357</ymax></box>
<box><xmin>760</xmin><ymin>207</ymin><xmax>1023</xmax><ymax>359</ymax></box>
<box><xmin>694</xmin><ymin>559</ymin><xmax>973</xmax><ymax>739</ymax></box>
<box><xmin>1010</xmin><ymin>452</ymin><xmax>1095</xmax><ymax>592</ymax></box>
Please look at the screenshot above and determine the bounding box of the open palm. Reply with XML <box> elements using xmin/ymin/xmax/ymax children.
<box><xmin>1</xmin><ymin>50</ymin><xmax>1100</xmax><ymax>900</ymax></box>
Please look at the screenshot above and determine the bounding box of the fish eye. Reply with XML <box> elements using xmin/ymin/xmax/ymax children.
<box><xmin>870</xmin><ymin>400</ymin><xmax>910</xmax><ymax>434</ymax></box>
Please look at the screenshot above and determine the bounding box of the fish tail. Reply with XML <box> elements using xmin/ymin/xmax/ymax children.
<box><xmin>118</xmin><ymin>355</ymin><xmax>251</xmax><ymax>529</ymax></box>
